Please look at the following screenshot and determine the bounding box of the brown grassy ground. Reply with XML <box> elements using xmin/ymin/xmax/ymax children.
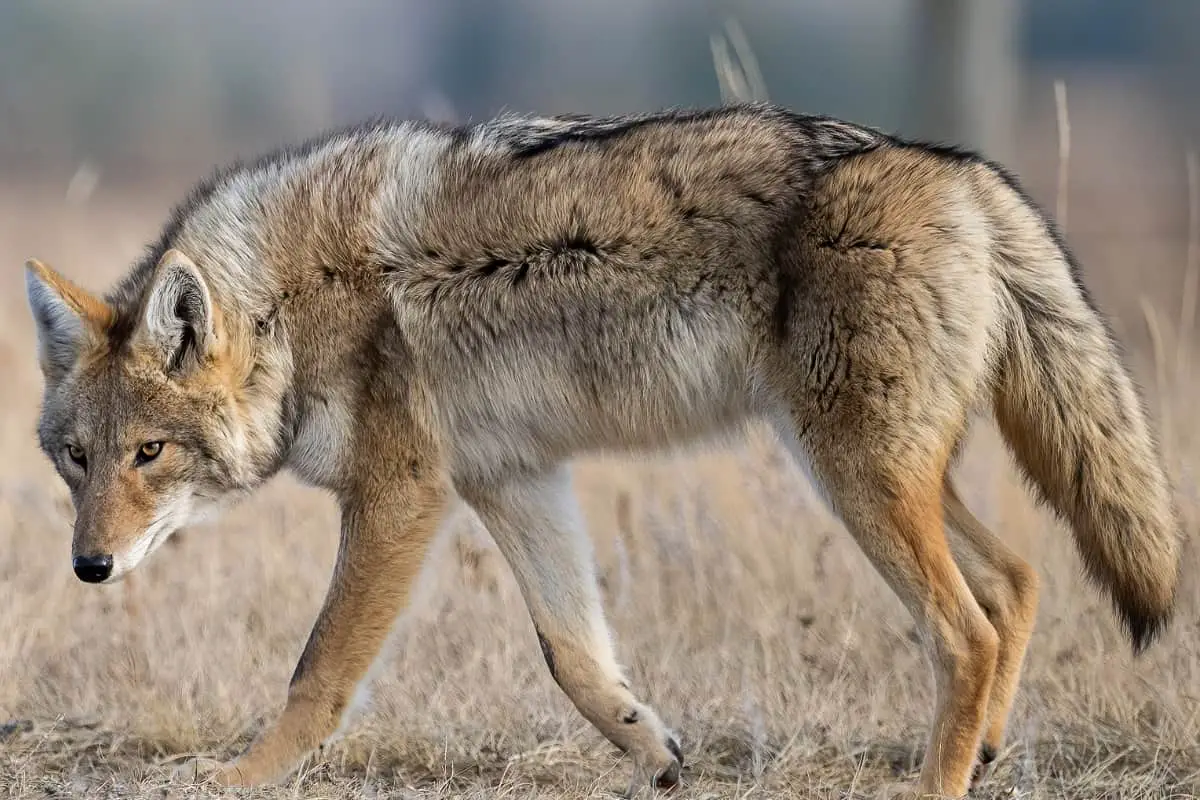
<box><xmin>2</xmin><ymin>128</ymin><xmax>1200</xmax><ymax>800</ymax></box>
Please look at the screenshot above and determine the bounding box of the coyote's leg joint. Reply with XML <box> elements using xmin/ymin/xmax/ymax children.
<box><xmin>943</xmin><ymin>479</ymin><xmax>1039</xmax><ymax>789</ymax></box>
<box><xmin>203</xmin><ymin>438</ymin><xmax>447</xmax><ymax>787</ymax></box>
<box><xmin>781</xmin><ymin>416</ymin><xmax>993</xmax><ymax>798</ymax></box>
<box><xmin>463</xmin><ymin>468</ymin><xmax>684</xmax><ymax>794</ymax></box>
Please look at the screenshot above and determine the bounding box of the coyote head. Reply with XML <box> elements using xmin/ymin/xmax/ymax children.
<box><xmin>24</xmin><ymin>249</ymin><xmax>260</xmax><ymax>583</ymax></box>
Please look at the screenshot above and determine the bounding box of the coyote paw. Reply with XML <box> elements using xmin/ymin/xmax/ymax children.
<box><xmin>654</xmin><ymin>734</ymin><xmax>683</xmax><ymax>789</ymax></box>
<box><xmin>169</xmin><ymin>756</ymin><xmax>248</xmax><ymax>787</ymax></box>
<box><xmin>625</xmin><ymin>733</ymin><xmax>684</xmax><ymax>797</ymax></box>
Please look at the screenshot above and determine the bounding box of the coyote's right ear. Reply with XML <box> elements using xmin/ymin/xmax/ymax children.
<box><xmin>137</xmin><ymin>249</ymin><xmax>217</xmax><ymax>375</ymax></box>
<box><xmin>24</xmin><ymin>259</ymin><xmax>112</xmax><ymax>382</ymax></box>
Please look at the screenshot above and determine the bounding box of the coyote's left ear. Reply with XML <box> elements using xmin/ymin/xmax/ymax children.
<box><xmin>24</xmin><ymin>258</ymin><xmax>113</xmax><ymax>383</ymax></box>
<box><xmin>138</xmin><ymin>249</ymin><xmax>217</xmax><ymax>374</ymax></box>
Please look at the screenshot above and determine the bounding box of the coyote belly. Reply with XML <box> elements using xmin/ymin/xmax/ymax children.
<box><xmin>24</xmin><ymin>102</ymin><xmax>1179</xmax><ymax>798</ymax></box>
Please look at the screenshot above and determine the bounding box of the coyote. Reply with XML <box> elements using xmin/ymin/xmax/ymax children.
<box><xmin>24</xmin><ymin>103</ymin><xmax>1179</xmax><ymax>798</ymax></box>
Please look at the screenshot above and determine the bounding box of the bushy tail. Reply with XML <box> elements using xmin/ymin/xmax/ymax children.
<box><xmin>990</xmin><ymin>204</ymin><xmax>1181</xmax><ymax>654</ymax></box>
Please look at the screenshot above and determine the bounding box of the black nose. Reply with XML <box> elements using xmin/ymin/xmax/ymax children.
<box><xmin>73</xmin><ymin>554</ymin><xmax>113</xmax><ymax>583</ymax></box>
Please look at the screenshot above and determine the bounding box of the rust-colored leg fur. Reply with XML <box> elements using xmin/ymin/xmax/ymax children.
<box><xmin>177</xmin><ymin>448</ymin><xmax>447</xmax><ymax>786</ymax></box>
<box><xmin>943</xmin><ymin>479</ymin><xmax>1039</xmax><ymax>785</ymax></box>
<box><xmin>462</xmin><ymin>467</ymin><xmax>683</xmax><ymax>794</ymax></box>
<box><xmin>797</xmin><ymin>435</ymin><xmax>998</xmax><ymax>798</ymax></box>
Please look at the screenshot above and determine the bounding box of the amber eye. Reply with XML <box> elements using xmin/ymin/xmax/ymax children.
<box><xmin>66</xmin><ymin>444</ymin><xmax>86</xmax><ymax>467</ymax></box>
<box><xmin>136</xmin><ymin>441</ymin><xmax>164</xmax><ymax>465</ymax></box>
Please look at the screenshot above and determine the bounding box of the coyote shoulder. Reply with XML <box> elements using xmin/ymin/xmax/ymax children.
<box><xmin>24</xmin><ymin>102</ymin><xmax>1180</xmax><ymax>798</ymax></box>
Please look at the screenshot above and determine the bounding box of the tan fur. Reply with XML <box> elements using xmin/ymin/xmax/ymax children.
<box><xmin>23</xmin><ymin>103</ymin><xmax>1179</xmax><ymax>798</ymax></box>
<box><xmin>25</xmin><ymin>258</ymin><xmax>114</xmax><ymax>327</ymax></box>
<box><xmin>943</xmin><ymin>479</ymin><xmax>1039</xmax><ymax>786</ymax></box>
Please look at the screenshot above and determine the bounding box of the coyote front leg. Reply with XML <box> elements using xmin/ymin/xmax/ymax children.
<box><xmin>178</xmin><ymin>454</ymin><xmax>447</xmax><ymax>787</ymax></box>
<box><xmin>463</xmin><ymin>467</ymin><xmax>683</xmax><ymax>795</ymax></box>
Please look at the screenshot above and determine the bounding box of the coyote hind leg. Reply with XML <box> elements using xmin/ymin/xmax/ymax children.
<box><xmin>943</xmin><ymin>479</ymin><xmax>1039</xmax><ymax>784</ymax></box>
<box><xmin>779</xmin><ymin>420</ymin><xmax>998</xmax><ymax>798</ymax></box>
<box><xmin>461</xmin><ymin>467</ymin><xmax>683</xmax><ymax>794</ymax></box>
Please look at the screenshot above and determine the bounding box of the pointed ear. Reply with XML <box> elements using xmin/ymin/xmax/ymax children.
<box><xmin>24</xmin><ymin>258</ymin><xmax>112</xmax><ymax>382</ymax></box>
<box><xmin>137</xmin><ymin>249</ymin><xmax>217</xmax><ymax>374</ymax></box>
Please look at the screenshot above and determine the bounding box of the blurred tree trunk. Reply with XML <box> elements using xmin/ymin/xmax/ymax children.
<box><xmin>911</xmin><ymin>0</ymin><xmax>1023</xmax><ymax>163</ymax></box>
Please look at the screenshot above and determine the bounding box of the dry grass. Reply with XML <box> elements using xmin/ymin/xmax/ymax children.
<box><xmin>2</xmin><ymin>117</ymin><xmax>1200</xmax><ymax>799</ymax></box>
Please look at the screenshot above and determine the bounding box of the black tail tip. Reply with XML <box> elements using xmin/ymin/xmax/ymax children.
<box><xmin>1127</xmin><ymin>609</ymin><xmax>1172</xmax><ymax>657</ymax></box>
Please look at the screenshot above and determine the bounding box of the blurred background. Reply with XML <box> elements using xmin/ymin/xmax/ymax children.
<box><xmin>1</xmin><ymin>0</ymin><xmax>1198</xmax><ymax>350</ymax></box>
<box><xmin>2</xmin><ymin>0</ymin><xmax>1198</xmax><ymax>161</ymax></box>
<box><xmin>2</xmin><ymin>0</ymin><xmax>1198</xmax><ymax>166</ymax></box>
